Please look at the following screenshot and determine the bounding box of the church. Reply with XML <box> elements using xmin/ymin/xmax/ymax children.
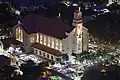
<box><xmin>11</xmin><ymin>7</ymin><xmax>88</xmax><ymax>64</ymax></box>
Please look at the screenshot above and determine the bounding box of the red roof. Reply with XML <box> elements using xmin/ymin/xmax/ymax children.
<box><xmin>20</xmin><ymin>13</ymin><xmax>74</xmax><ymax>39</ymax></box>
<box><xmin>31</xmin><ymin>43</ymin><xmax>61</xmax><ymax>57</ymax></box>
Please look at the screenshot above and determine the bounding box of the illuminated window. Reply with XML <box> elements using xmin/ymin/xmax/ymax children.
<box><xmin>36</xmin><ymin>33</ymin><xmax>39</xmax><ymax>43</ymax></box>
<box><xmin>44</xmin><ymin>35</ymin><xmax>47</xmax><ymax>45</ymax></box>
<box><xmin>59</xmin><ymin>41</ymin><xmax>62</xmax><ymax>51</ymax></box>
<box><xmin>51</xmin><ymin>38</ymin><xmax>54</xmax><ymax>48</ymax></box>
<box><xmin>16</xmin><ymin>27</ymin><xmax>23</xmax><ymax>42</ymax></box>
<box><xmin>40</xmin><ymin>34</ymin><xmax>43</xmax><ymax>44</ymax></box>
<box><xmin>55</xmin><ymin>39</ymin><xmax>58</xmax><ymax>50</ymax></box>
<box><xmin>47</xmin><ymin>37</ymin><xmax>50</xmax><ymax>47</ymax></box>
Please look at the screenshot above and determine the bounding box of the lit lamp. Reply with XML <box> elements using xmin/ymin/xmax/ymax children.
<box><xmin>101</xmin><ymin>69</ymin><xmax>106</xmax><ymax>73</ymax></box>
<box><xmin>101</xmin><ymin>68</ymin><xmax>107</xmax><ymax>76</ymax></box>
<box><xmin>10</xmin><ymin>55</ymin><xmax>14</xmax><ymax>66</ymax></box>
<box><xmin>42</xmin><ymin>71</ymin><xmax>52</xmax><ymax>78</ymax></box>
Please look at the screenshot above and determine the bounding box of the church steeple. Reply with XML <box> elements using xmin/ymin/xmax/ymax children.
<box><xmin>72</xmin><ymin>6</ymin><xmax>84</xmax><ymax>54</ymax></box>
<box><xmin>72</xmin><ymin>7</ymin><xmax>82</xmax><ymax>27</ymax></box>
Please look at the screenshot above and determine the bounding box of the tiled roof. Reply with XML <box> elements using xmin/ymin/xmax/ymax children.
<box><xmin>31</xmin><ymin>43</ymin><xmax>61</xmax><ymax>57</ymax></box>
<box><xmin>20</xmin><ymin>13</ymin><xmax>74</xmax><ymax>39</ymax></box>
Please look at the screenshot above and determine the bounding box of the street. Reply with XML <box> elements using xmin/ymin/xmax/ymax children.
<box><xmin>82</xmin><ymin>65</ymin><xmax>120</xmax><ymax>80</ymax></box>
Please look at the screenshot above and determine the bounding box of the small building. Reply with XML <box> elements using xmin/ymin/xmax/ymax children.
<box><xmin>12</xmin><ymin>7</ymin><xmax>89</xmax><ymax>64</ymax></box>
<box><xmin>0</xmin><ymin>37</ymin><xmax>23</xmax><ymax>51</ymax></box>
<box><xmin>106</xmin><ymin>0</ymin><xmax>120</xmax><ymax>5</ymax></box>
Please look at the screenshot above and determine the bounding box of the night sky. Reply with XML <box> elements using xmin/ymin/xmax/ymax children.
<box><xmin>0</xmin><ymin>0</ymin><xmax>60</xmax><ymax>5</ymax></box>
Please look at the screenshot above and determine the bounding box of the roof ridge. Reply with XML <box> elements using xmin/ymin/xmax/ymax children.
<box><xmin>21</xmin><ymin>13</ymin><xmax>74</xmax><ymax>39</ymax></box>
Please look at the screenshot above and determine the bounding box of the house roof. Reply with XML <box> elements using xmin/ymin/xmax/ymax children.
<box><xmin>0</xmin><ymin>55</ymin><xmax>10</xmax><ymax>68</ymax></box>
<box><xmin>31</xmin><ymin>43</ymin><xmax>61</xmax><ymax>57</ymax></box>
<box><xmin>1</xmin><ymin>37</ymin><xmax>23</xmax><ymax>49</ymax></box>
<box><xmin>20</xmin><ymin>13</ymin><xmax>74</xmax><ymax>39</ymax></box>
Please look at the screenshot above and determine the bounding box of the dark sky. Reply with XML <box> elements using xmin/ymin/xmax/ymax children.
<box><xmin>1</xmin><ymin>0</ymin><xmax>60</xmax><ymax>5</ymax></box>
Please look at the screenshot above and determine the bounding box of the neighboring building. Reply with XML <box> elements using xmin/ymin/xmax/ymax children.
<box><xmin>107</xmin><ymin>0</ymin><xmax>120</xmax><ymax>5</ymax></box>
<box><xmin>0</xmin><ymin>38</ymin><xmax>23</xmax><ymax>51</ymax></box>
<box><xmin>12</xmin><ymin>7</ymin><xmax>88</xmax><ymax>64</ymax></box>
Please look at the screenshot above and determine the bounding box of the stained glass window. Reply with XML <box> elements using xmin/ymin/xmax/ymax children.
<box><xmin>16</xmin><ymin>27</ymin><xmax>23</xmax><ymax>42</ymax></box>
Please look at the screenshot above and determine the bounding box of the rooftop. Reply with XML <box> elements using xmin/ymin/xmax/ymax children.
<box><xmin>19</xmin><ymin>13</ymin><xmax>74</xmax><ymax>39</ymax></box>
<box><xmin>1</xmin><ymin>37</ymin><xmax>23</xmax><ymax>49</ymax></box>
<box><xmin>31</xmin><ymin>43</ymin><xmax>61</xmax><ymax>57</ymax></box>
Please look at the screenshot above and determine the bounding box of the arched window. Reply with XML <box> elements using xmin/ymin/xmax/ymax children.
<box><xmin>36</xmin><ymin>33</ymin><xmax>39</xmax><ymax>43</ymax></box>
<box><xmin>47</xmin><ymin>54</ymin><xmax>49</xmax><ymax>58</ymax></box>
<box><xmin>39</xmin><ymin>51</ymin><xmax>41</xmax><ymax>55</ymax></box>
<box><xmin>55</xmin><ymin>39</ymin><xmax>58</xmax><ymax>50</ymax></box>
<box><xmin>16</xmin><ymin>27</ymin><xmax>23</xmax><ymax>42</ymax></box>
<box><xmin>59</xmin><ymin>41</ymin><xmax>62</xmax><ymax>51</ymax></box>
<box><xmin>40</xmin><ymin>34</ymin><xmax>43</xmax><ymax>44</ymax></box>
<box><xmin>51</xmin><ymin>55</ymin><xmax>54</xmax><ymax>60</ymax></box>
<box><xmin>44</xmin><ymin>35</ymin><xmax>47</xmax><ymax>45</ymax></box>
<box><xmin>47</xmin><ymin>37</ymin><xmax>51</xmax><ymax>47</ymax></box>
<box><xmin>51</xmin><ymin>38</ymin><xmax>54</xmax><ymax>48</ymax></box>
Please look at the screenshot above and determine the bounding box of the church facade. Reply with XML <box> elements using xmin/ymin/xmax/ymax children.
<box><xmin>12</xmin><ymin>7</ymin><xmax>88</xmax><ymax>64</ymax></box>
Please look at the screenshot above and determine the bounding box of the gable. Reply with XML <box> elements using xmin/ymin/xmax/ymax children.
<box><xmin>12</xmin><ymin>24</ymin><xmax>28</xmax><ymax>37</ymax></box>
<box><xmin>13</xmin><ymin>24</ymin><xmax>25</xmax><ymax>33</ymax></box>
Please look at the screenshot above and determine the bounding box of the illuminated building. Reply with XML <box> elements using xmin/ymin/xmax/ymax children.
<box><xmin>12</xmin><ymin>7</ymin><xmax>88</xmax><ymax>64</ymax></box>
<box><xmin>106</xmin><ymin>0</ymin><xmax>120</xmax><ymax>5</ymax></box>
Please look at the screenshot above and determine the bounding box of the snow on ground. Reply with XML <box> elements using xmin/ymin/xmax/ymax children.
<box><xmin>0</xmin><ymin>48</ymin><xmax>43</xmax><ymax>66</ymax></box>
<box><xmin>15</xmin><ymin>54</ymin><xmax>43</xmax><ymax>66</ymax></box>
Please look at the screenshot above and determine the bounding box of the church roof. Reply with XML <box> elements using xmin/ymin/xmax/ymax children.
<box><xmin>20</xmin><ymin>13</ymin><xmax>74</xmax><ymax>39</ymax></box>
<box><xmin>31</xmin><ymin>43</ymin><xmax>61</xmax><ymax>57</ymax></box>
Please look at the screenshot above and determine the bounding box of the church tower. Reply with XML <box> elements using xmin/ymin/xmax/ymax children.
<box><xmin>72</xmin><ymin>7</ymin><xmax>88</xmax><ymax>54</ymax></box>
